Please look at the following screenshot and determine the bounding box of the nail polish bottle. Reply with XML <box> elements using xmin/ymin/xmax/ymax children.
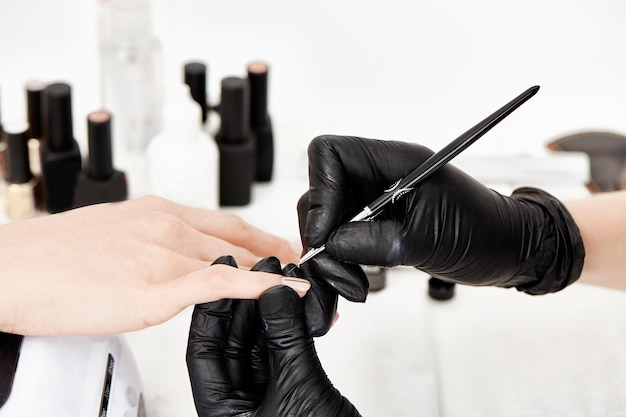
<box><xmin>0</xmin><ymin>85</ymin><xmax>6</xmax><ymax>180</ymax></box>
<box><xmin>184</xmin><ymin>61</ymin><xmax>221</xmax><ymax>137</ymax></box>
<box><xmin>0</xmin><ymin>126</ymin><xmax>5</xmax><ymax>180</ymax></box>
<box><xmin>361</xmin><ymin>265</ymin><xmax>387</xmax><ymax>292</ymax></box>
<box><xmin>25</xmin><ymin>80</ymin><xmax>47</xmax><ymax>211</ymax></box>
<box><xmin>428</xmin><ymin>277</ymin><xmax>455</xmax><ymax>301</ymax></box>
<box><xmin>40</xmin><ymin>82</ymin><xmax>82</xmax><ymax>213</ymax></box>
<box><xmin>0</xmin><ymin>132</ymin><xmax>6</xmax><ymax>208</ymax></box>
<box><xmin>215</xmin><ymin>77</ymin><xmax>254</xmax><ymax>206</ymax></box>
<box><xmin>184</xmin><ymin>62</ymin><xmax>209</xmax><ymax>125</ymax></box>
<box><xmin>147</xmin><ymin>84</ymin><xmax>219</xmax><ymax>209</ymax></box>
<box><xmin>26</xmin><ymin>80</ymin><xmax>47</xmax><ymax>178</ymax></box>
<box><xmin>73</xmin><ymin>111</ymin><xmax>128</xmax><ymax>208</ymax></box>
<box><xmin>4</xmin><ymin>122</ymin><xmax>38</xmax><ymax>220</ymax></box>
<box><xmin>0</xmin><ymin>88</ymin><xmax>6</xmax><ymax>208</ymax></box>
<box><xmin>247</xmin><ymin>62</ymin><xmax>274</xmax><ymax>182</ymax></box>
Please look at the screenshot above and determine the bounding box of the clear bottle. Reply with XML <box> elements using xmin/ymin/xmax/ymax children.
<box><xmin>99</xmin><ymin>0</ymin><xmax>163</xmax><ymax>192</ymax></box>
<box><xmin>147</xmin><ymin>84</ymin><xmax>219</xmax><ymax>210</ymax></box>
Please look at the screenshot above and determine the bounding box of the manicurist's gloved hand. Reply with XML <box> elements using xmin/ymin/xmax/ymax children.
<box><xmin>299</xmin><ymin>135</ymin><xmax>585</xmax><ymax>295</ymax></box>
<box><xmin>186</xmin><ymin>256</ymin><xmax>361</xmax><ymax>417</ymax></box>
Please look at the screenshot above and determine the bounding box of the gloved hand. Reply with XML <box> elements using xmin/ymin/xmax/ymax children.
<box><xmin>299</xmin><ymin>135</ymin><xmax>585</xmax><ymax>295</ymax></box>
<box><xmin>295</xmin><ymin>199</ymin><xmax>369</xmax><ymax>337</ymax></box>
<box><xmin>186</xmin><ymin>255</ymin><xmax>361</xmax><ymax>417</ymax></box>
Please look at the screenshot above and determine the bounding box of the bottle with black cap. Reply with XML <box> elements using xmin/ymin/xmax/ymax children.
<box><xmin>247</xmin><ymin>61</ymin><xmax>274</xmax><ymax>182</ymax></box>
<box><xmin>4</xmin><ymin>122</ymin><xmax>38</xmax><ymax>219</ymax></box>
<box><xmin>361</xmin><ymin>265</ymin><xmax>387</xmax><ymax>292</ymax></box>
<box><xmin>0</xmin><ymin>84</ymin><xmax>6</xmax><ymax>181</ymax></box>
<box><xmin>26</xmin><ymin>80</ymin><xmax>47</xmax><ymax>178</ymax></box>
<box><xmin>428</xmin><ymin>277</ymin><xmax>455</xmax><ymax>301</ymax></box>
<box><xmin>0</xmin><ymin>86</ymin><xmax>6</xmax><ymax>208</ymax></box>
<box><xmin>25</xmin><ymin>80</ymin><xmax>47</xmax><ymax>211</ymax></box>
<box><xmin>184</xmin><ymin>61</ymin><xmax>221</xmax><ymax>137</ymax></box>
<box><xmin>73</xmin><ymin>111</ymin><xmax>128</xmax><ymax>208</ymax></box>
<box><xmin>184</xmin><ymin>61</ymin><xmax>209</xmax><ymax>125</ymax></box>
<box><xmin>40</xmin><ymin>82</ymin><xmax>82</xmax><ymax>213</ymax></box>
<box><xmin>215</xmin><ymin>76</ymin><xmax>254</xmax><ymax>206</ymax></box>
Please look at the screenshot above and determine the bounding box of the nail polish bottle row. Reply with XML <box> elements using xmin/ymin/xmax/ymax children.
<box><xmin>183</xmin><ymin>60</ymin><xmax>274</xmax><ymax>207</ymax></box>
<box><xmin>1</xmin><ymin>81</ymin><xmax>128</xmax><ymax>220</ymax></box>
<box><xmin>37</xmin><ymin>82</ymin><xmax>128</xmax><ymax>212</ymax></box>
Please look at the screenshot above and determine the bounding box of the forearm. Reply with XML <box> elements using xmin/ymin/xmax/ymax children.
<box><xmin>565</xmin><ymin>190</ymin><xmax>626</xmax><ymax>291</ymax></box>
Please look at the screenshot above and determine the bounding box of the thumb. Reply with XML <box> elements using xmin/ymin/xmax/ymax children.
<box><xmin>258</xmin><ymin>285</ymin><xmax>309</xmax><ymax>349</ymax></box>
<box><xmin>186</xmin><ymin>256</ymin><xmax>239</xmax><ymax>415</ymax></box>
<box><xmin>327</xmin><ymin>219</ymin><xmax>407</xmax><ymax>267</ymax></box>
<box><xmin>255</xmin><ymin>286</ymin><xmax>319</xmax><ymax>416</ymax></box>
<box><xmin>256</xmin><ymin>286</ymin><xmax>361</xmax><ymax>417</ymax></box>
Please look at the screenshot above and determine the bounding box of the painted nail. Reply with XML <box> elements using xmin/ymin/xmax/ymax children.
<box><xmin>281</xmin><ymin>277</ymin><xmax>311</xmax><ymax>297</ymax></box>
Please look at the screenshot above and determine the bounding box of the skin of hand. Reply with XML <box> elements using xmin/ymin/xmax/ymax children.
<box><xmin>565</xmin><ymin>190</ymin><xmax>626</xmax><ymax>291</ymax></box>
<box><xmin>0</xmin><ymin>195</ymin><xmax>301</xmax><ymax>336</ymax></box>
<box><xmin>186</xmin><ymin>256</ymin><xmax>361</xmax><ymax>417</ymax></box>
<box><xmin>299</xmin><ymin>135</ymin><xmax>584</xmax><ymax>297</ymax></box>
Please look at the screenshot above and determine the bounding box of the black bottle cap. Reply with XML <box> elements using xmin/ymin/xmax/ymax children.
<box><xmin>218</xmin><ymin>77</ymin><xmax>249</xmax><ymax>142</ymax></box>
<box><xmin>247</xmin><ymin>62</ymin><xmax>269</xmax><ymax>124</ymax></box>
<box><xmin>26</xmin><ymin>80</ymin><xmax>47</xmax><ymax>139</ymax></box>
<box><xmin>43</xmin><ymin>82</ymin><xmax>74</xmax><ymax>151</ymax></box>
<box><xmin>87</xmin><ymin>111</ymin><xmax>114</xmax><ymax>179</ymax></box>
<box><xmin>4</xmin><ymin>122</ymin><xmax>33</xmax><ymax>184</ymax></box>
<box><xmin>0</xmin><ymin>84</ymin><xmax>3</xmax><ymax>132</ymax></box>
<box><xmin>184</xmin><ymin>62</ymin><xmax>208</xmax><ymax>123</ymax></box>
<box><xmin>428</xmin><ymin>277</ymin><xmax>455</xmax><ymax>301</ymax></box>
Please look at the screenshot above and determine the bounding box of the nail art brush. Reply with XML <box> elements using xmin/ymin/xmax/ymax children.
<box><xmin>299</xmin><ymin>85</ymin><xmax>540</xmax><ymax>265</ymax></box>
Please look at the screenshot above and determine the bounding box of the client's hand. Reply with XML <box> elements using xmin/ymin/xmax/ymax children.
<box><xmin>0</xmin><ymin>195</ymin><xmax>300</xmax><ymax>336</ymax></box>
<box><xmin>186</xmin><ymin>256</ymin><xmax>361</xmax><ymax>417</ymax></box>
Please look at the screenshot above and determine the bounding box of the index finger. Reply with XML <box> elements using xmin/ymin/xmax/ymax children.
<box><xmin>132</xmin><ymin>195</ymin><xmax>300</xmax><ymax>264</ymax></box>
<box><xmin>304</xmin><ymin>135</ymin><xmax>434</xmax><ymax>247</ymax></box>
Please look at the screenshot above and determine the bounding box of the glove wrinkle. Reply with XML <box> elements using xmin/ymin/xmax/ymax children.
<box><xmin>512</xmin><ymin>188</ymin><xmax>585</xmax><ymax>294</ymax></box>
<box><xmin>307</xmin><ymin>253</ymin><xmax>368</xmax><ymax>302</ymax></box>
<box><xmin>188</xmin><ymin>258</ymin><xmax>362</xmax><ymax>417</ymax></box>
<box><xmin>257</xmin><ymin>285</ymin><xmax>362</xmax><ymax>417</ymax></box>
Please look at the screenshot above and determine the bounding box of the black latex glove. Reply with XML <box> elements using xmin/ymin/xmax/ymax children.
<box><xmin>299</xmin><ymin>135</ymin><xmax>585</xmax><ymax>295</ymax></box>
<box><xmin>187</xmin><ymin>255</ymin><xmax>361</xmax><ymax>417</ymax></box>
<box><xmin>295</xmin><ymin>197</ymin><xmax>369</xmax><ymax>337</ymax></box>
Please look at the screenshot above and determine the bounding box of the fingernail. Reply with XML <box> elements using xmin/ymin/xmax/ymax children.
<box><xmin>282</xmin><ymin>277</ymin><xmax>311</xmax><ymax>297</ymax></box>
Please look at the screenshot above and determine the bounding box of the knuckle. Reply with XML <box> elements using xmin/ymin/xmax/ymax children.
<box><xmin>224</xmin><ymin>212</ymin><xmax>249</xmax><ymax>236</ymax></box>
<box><xmin>135</xmin><ymin>195</ymin><xmax>171</xmax><ymax>211</ymax></box>
<box><xmin>145</xmin><ymin>212</ymin><xmax>186</xmax><ymax>241</ymax></box>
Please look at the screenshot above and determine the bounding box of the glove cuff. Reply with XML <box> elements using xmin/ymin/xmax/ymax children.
<box><xmin>510</xmin><ymin>187</ymin><xmax>586</xmax><ymax>295</ymax></box>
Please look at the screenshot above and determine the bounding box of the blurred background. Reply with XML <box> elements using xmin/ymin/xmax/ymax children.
<box><xmin>2</xmin><ymin>0</ymin><xmax>626</xmax><ymax>166</ymax></box>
